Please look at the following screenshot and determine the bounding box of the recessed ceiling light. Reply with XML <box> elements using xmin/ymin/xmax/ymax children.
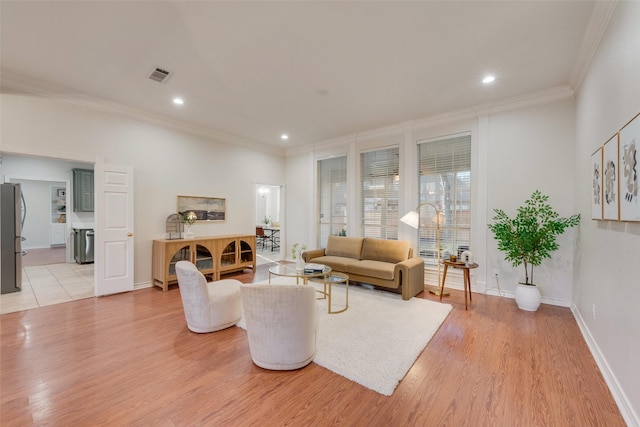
<box><xmin>173</xmin><ymin>97</ymin><xmax>184</xmax><ymax>105</ymax></box>
<box><xmin>281</xmin><ymin>134</ymin><xmax>289</xmax><ymax>140</ymax></box>
<box><xmin>482</xmin><ymin>75</ymin><xmax>495</xmax><ymax>84</ymax></box>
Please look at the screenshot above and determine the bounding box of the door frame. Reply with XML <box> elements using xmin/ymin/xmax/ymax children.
<box><xmin>94</xmin><ymin>159</ymin><xmax>134</xmax><ymax>296</ymax></box>
<box><xmin>254</xmin><ymin>181</ymin><xmax>285</xmax><ymax>259</ymax></box>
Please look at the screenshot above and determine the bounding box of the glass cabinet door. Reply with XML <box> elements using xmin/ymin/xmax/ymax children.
<box><xmin>195</xmin><ymin>244</ymin><xmax>214</xmax><ymax>271</ymax></box>
<box><xmin>168</xmin><ymin>244</ymin><xmax>191</xmax><ymax>276</ymax></box>
<box><xmin>221</xmin><ymin>241</ymin><xmax>236</xmax><ymax>266</ymax></box>
<box><xmin>239</xmin><ymin>240</ymin><xmax>253</xmax><ymax>263</ymax></box>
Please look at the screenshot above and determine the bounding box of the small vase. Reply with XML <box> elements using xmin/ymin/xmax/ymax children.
<box><xmin>184</xmin><ymin>226</ymin><xmax>194</xmax><ymax>239</ymax></box>
<box><xmin>296</xmin><ymin>257</ymin><xmax>305</xmax><ymax>272</ymax></box>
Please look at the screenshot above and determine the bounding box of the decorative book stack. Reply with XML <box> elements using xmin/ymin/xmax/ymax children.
<box><xmin>303</xmin><ymin>263</ymin><xmax>326</xmax><ymax>274</ymax></box>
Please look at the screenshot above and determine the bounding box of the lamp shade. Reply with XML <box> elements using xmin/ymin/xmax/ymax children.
<box><xmin>400</xmin><ymin>210</ymin><xmax>419</xmax><ymax>229</ymax></box>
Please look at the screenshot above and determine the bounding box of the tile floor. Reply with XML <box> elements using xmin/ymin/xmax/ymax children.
<box><xmin>255</xmin><ymin>246</ymin><xmax>282</xmax><ymax>265</ymax></box>
<box><xmin>0</xmin><ymin>263</ymin><xmax>94</xmax><ymax>315</ymax></box>
<box><xmin>2</xmin><ymin>245</ymin><xmax>280</xmax><ymax>315</ymax></box>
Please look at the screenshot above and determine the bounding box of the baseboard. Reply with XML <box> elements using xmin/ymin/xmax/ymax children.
<box><xmin>484</xmin><ymin>288</ymin><xmax>571</xmax><ymax>308</ymax></box>
<box><xmin>539</xmin><ymin>295</ymin><xmax>570</xmax><ymax>308</ymax></box>
<box><xmin>134</xmin><ymin>281</ymin><xmax>153</xmax><ymax>291</ymax></box>
<box><xmin>485</xmin><ymin>287</ymin><xmax>513</xmax><ymax>298</ymax></box>
<box><xmin>571</xmin><ymin>304</ymin><xmax>640</xmax><ymax>427</ymax></box>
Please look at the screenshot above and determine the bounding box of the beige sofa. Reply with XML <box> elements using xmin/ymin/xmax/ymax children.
<box><xmin>301</xmin><ymin>235</ymin><xmax>425</xmax><ymax>300</ymax></box>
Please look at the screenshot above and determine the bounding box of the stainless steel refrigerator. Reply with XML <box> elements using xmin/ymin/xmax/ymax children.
<box><xmin>1</xmin><ymin>183</ymin><xmax>24</xmax><ymax>294</ymax></box>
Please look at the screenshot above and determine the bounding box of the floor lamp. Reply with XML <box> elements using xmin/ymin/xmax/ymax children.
<box><xmin>400</xmin><ymin>202</ymin><xmax>449</xmax><ymax>296</ymax></box>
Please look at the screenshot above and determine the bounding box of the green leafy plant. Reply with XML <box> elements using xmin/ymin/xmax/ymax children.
<box><xmin>262</xmin><ymin>215</ymin><xmax>271</xmax><ymax>226</ymax></box>
<box><xmin>291</xmin><ymin>243</ymin><xmax>306</xmax><ymax>260</ymax></box>
<box><xmin>488</xmin><ymin>190</ymin><xmax>580</xmax><ymax>286</ymax></box>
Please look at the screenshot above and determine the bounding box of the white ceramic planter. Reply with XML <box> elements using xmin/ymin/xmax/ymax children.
<box><xmin>514</xmin><ymin>284</ymin><xmax>541</xmax><ymax>311</ymax></box>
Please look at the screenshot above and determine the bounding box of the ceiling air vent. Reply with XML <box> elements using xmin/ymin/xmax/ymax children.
<box><xmin>147</xmin><ymin>67</ymin><xmax>171</xmax><ymax>83</ymax></box>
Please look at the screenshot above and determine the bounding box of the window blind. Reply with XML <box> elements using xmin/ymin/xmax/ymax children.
<box><xmin>360</xmin><ymin>146</ymin><xmax>400</xmax><ymax>239</ymax></box>
<box><xmin>317</xmin><ymin>156</ymin><xmax>347</xmax><ymax>247</ymax></box>
<box><xmin>417</xmin><ymin>134</ymin><xmax>471</xmax><ymax>267</ymax></box>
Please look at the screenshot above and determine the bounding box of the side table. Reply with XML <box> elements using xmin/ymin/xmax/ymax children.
<box><xmin>309</xmin><ymin>272</ymin><xmax>349</xmax><ymax>314</ymax></box>
<box><xmin>440</xmin><ymin>261</ymin><xmax>479</xmax><ymax>310</ymax></box>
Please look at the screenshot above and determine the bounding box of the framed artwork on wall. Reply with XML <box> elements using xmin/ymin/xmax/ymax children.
<box><xmin>177</xmin><ymin>195</ymin><xmax>226</xmax><ymax>221</ymax></box>
<box><xmin>591</xmin><ymin>147</ymin><xmax>603</xmax><ymax>220</ymax></box>
<box><xmin>602</xmin><ymin>133</ymin><xmax>619</xmax><ymax>221</ymax></box>
<box><xmin>619</xmin><ymin>112</ymin><xmax>639</xmax><ymax>221</ymax></box>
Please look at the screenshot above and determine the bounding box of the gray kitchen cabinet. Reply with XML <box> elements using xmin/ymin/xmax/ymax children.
<box><xmin>72</xmin><ymin>168</ymin><xmax>94</xmax><ymax>212</ymax></box>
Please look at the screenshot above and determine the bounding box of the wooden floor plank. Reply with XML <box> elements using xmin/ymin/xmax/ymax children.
<box><xmin>0</xmin><ymin>264</ymin><xmax>625</xmax><ymax>426</ymax></box>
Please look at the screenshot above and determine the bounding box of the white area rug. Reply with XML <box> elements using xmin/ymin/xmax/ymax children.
<box><xmin>237</xmin><ymin>277</ymin><xmax>452</xmax><ymax>396</ymax></box>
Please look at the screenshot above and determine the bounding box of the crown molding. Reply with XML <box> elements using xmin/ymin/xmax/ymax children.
<box><xmin>486</xmin><ymin>85</ymin><xmax>575</xmax><ymax>115</ymax></box>
<box><xmin>412</xmin><ymin>85</ymin><xmax>575</xmax><ymax>128</ymax></box>
<box><xmin>297</xmin><ymin>85</ymin><xmax>575</xmax><ymax>156</ymax></box>
<box><xmin>2</xmin><ymin>70</ymin><xmax>575</xmax><ymax>160</ymax></box>
<box><xmin>0</xmin><ymin>71</ymin><xmax>286</xmax><ymax>157</ymax></box>
<box><xmin>569</xmin><ymin>1</ymin><xmax>618</xmax><ymax>91</ymax></box>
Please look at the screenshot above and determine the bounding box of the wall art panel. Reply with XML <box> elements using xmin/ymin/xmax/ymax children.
<box><xmin>603</xmin><ymin>133</ymin><xmax>619</xmax><ymax>220</ymax></box>
<box><xmin>619</xmin><ymin>112</ymin><xmax>640</xmax><ymax>221</ymax></box>
<box><xmin>591</xmin><ymin>147</ymin><xmax>603</xmax><ymax>220</ymax></box>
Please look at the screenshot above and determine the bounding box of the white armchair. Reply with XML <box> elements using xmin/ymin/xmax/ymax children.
<box><xmin>240</xmin><ymin>284</ymin><xmax>318</xmax><ymax>370</ymax></box>
<box><xmin>175</xmin><ymin>261</ymin><xmax>242</xmax><ymax>333</ymax></box>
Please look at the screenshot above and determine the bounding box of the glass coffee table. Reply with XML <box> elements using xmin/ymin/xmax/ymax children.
<box><xmin>268</xmin><ymin>264</ymin><xmax>331</xmax><ymax>285</ymax></box>
<box><xmin>268</xmin><ymin>264</ymin><xmax>349</xmax><ymax>314</ymax></box>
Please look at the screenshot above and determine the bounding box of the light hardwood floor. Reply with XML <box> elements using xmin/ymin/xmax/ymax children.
<box><xmin>0</xmin><ymin>264</ymin><xmax>625</xmax><ymax>426</ymax></box>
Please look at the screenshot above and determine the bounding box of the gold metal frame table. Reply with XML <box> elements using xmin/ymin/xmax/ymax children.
<box><xmin>309</xmin><ymin>272</ymin><xmax>349</xmax><ymax>314</ymax></box>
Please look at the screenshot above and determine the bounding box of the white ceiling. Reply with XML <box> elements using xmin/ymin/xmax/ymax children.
<box><xmin>1</xmin><ymin>1</ymin><xmax>599</xmax><ymax>151</ymax></box>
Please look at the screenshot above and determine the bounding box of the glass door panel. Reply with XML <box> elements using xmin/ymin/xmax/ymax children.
<box><xmin>195</xmin><ymin>244</ymin><xmax>214</xmax><ymax>271</ymax></box>
<box><xmin>169</xmin><ymin>245</ymin><xmax>190</xmax><ymax>275</ymax></box>
<box><xmin>239</xmin><ymin>240</ymin><xmax>253</xmax><ymax>263</ymax></box>
<box><xmin>221</xmin><ymin>241</ymin><xmax>236</xmax><ymax>266</ymax></box>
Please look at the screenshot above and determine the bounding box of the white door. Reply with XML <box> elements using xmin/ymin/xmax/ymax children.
<box><xmin>95</xmin><ymin>161</ymin><xmax>134</xmax><ymax>296</ymax></box>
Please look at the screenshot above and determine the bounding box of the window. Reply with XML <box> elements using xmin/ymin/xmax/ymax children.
<box><xmin>318</xmin><ymin>156</ymin><xmax>347</xmax><ymax>247</ymax></box>
<box><xmin>417</xmin><ymin>134</ymin><xmax>471</xmax><ymax>267</ymax></box>
<box><xmin>361</xmin><ymin>147</ymin><xmax>400</xmax><ymax>239</ymax></box>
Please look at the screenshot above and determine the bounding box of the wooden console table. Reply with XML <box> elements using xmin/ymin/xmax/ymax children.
<box><xmin>440</xmin><ymin>260</ymin><xmax>479</xmax><ymax>310</ymax></box>
<box><xmin>152</xmin><ymin>234</ymin><xmax>256</xmax><ymax>291</ymax></box>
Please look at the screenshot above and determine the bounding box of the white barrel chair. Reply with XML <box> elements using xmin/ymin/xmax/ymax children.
<box><xmin>175</xmin><ymin>261</ymin><xmax>242</xmax><ymax>333</ymax></box>
<box><xmin>240</xmin><ymin>284</ymin><xmax>319</xmax><ymax>370</ymax></box>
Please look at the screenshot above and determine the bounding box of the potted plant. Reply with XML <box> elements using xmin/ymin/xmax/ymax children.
<box><xmin>181</xmin><ymin>211</ymin><xmax>198</xmax><ymax>239</ymax></box>
<box><xmin>488</xmin><ymin>190</ymin><xmax>580</xmax><ymax>311</ymax></box>
<box><xmin>291</xmin><ymin>243</ymin><xmax>307</xmax><ymax>271</ymax></box>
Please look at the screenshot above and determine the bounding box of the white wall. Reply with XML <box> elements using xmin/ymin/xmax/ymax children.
<box><xmin>574</xmin><ymin>1</ymin><xmax>640</xmax><ymax>423</ymax></box>
<box><xmin>1</xmin><ymin>88</ymin><xmax>286</xmax><ymax>285</ymax></box>
<box><xmin>285</xmin><ymin>150</ymin><xmax>314</xmax><ymax>259</ymax></box>
<box><xmin>286</xmin><ymin>97</ymin><xmax>577</xmax><ymax>301</ymax></box>
<box><xmin>486</xmin><ymin>100</ymin><xmax>578</xmax><ymax>304</ymax></box>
